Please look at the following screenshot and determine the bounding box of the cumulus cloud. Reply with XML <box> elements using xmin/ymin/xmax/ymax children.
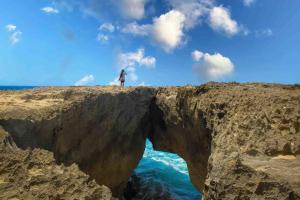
<box><xmin>118</xmin><ymin>0</ymin><xmax>146</xmax><ymax>19</ymax></box>
<box><xmin>118</xmin><ymin>48</ymin><xmax>156</xmax><ymax>69</ymax></box>
<box><xmin>5</xmin><ymin>24</ymin><xmax>17</xmax><ymax>32</ymax></box>
<box><xmin>243</xmin><ymin>0</ymin><xmax>256</xmax><ymax>7</ymax></box>
<box><xmin>122</xmin><ymin>22</ymin><xmax>151</xmax><ymax>36</ymax></box>
<box><xmin>121</xmin><ymin>10</ymin><xmax>186</xmax><ymax>52</ymax></box>
<box><xmin>5</xmin><ymin>24</ymin><xmax>22</xmax><ymax>45</ymax></box>
<box><xmin>152</xmin><ymin>10</ymin><xmax>186</xmax><ymax>52</ymax></box>
<box><xmin>193</xmin><ymin>50</ymin><xmax>234</xmax><ymax>80</ymax></box>
<box><xmin>41</xmin><ymin>6</ymin><xmax>59</xmax><ymax>14</ymax></box>
<box><xmin>74</xmin><ymin>74</ymin><xmax>95</xmax><ymax>86</ymax></box>
<box><xmin>122</xmin><ymin>2</ymin><xmax>244</xmax><ymax>51</ymax></box>
<box><xmin>192</xmin><ymin>50</ymin><xmax>204</xmax><ymax>62</ymax></box>
<box><xmin>167</xmin><ymin>0</ymin><xmax>213</xmax><ymax>30</ymax></box>
<box><xmin>97</xmin><ymin>23</ymin><xmax>115</xmax><ymax>43</ymax></box>
<box><xmin>99</xmin><ymin>23</ymin><xmax>115</xmax><ymax>32</ymax></box>
<box><xmin>109</xmin><ymin>48</ymin><xmax>156</xmax><ymax>85</ymax></box>
<box><xmin>209</xmin><ymin>6</ymin><xmax>239</xmax><ymax>36</ymax></box>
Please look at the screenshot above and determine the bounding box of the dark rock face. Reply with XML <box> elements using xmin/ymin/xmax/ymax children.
<box><xmin>124</xmin><ymin>174</ymin><xmax>180</xmax><ymax>200</ymax></box>
<box><xmin>0</xmin><ymin>83</ymin><xmax>300</xmax><ymax>199</ymax></box>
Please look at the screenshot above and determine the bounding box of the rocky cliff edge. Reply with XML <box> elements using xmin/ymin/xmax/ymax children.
<box><xmin>0</xmin><ymin>83</ymin><xmax>299</xmax><ymax>199</ymax></box>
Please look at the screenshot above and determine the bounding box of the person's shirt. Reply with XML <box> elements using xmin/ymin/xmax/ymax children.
<box><xmin>119</xmin><ymin>71</ymin><xmax>126</xmax><ymax>81</ymax></box>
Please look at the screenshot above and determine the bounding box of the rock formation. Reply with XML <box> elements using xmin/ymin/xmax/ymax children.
<box><xmin>0</xmin><ymin>83</ymin><xmax>299</xmax><ymax>199</ymax></box>
<box><xmin>150</xmin><ymin>83</ymin><xmax>300</xmax><ymax>199</ymax></box>
<box><xmin>0</xmin><ymin>127</ymin><xmax>115</xmax><ymax>199</ymax></box>
<box><xmin>0</xmin><ymin>86</ymin><xmax>156</xmax><ymax>197</ymax></box>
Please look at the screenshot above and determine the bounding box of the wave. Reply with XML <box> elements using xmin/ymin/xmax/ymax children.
<box><xmin>129</xmin><ymin>140</ymin><xmax>201</xmax><ymax>200</ymax></box>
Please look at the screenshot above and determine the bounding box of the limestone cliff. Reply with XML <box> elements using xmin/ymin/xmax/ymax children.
<box><xmin>0</xmin><ymin>86</ymin><xmax>156</xmax><ymax>197</ymax></box>
<box><xmin>150</xmin><ymin>83</ymin><xmax>300</xmax><ymax>199</ymax></box>
<box><xmin>0</xmin><ymin>83</ymin><xmax>299</xmax><ymax>199</ymax></box>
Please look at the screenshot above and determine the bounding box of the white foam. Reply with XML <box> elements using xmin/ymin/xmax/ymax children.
<box><xmin>143</xmin><ymin>140</ymin><xmax>189</xmax><ymax>175</ymax></box>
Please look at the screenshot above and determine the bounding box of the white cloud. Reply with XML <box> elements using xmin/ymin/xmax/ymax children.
<box><xmin>118</xmin><ymin>0</ymin><xmax>146</xmax><ymax>19</ymax></box>
<box><xmin>74</xmin><ymin>74</ymin><xmax>95</xmax><ymax>86</ymax></box>
<box><xmin>121</xmin><ymin>2</ymin><xmax>243</xmax><ymax>52</ymax></box>
<box><xmin>97</xmin><ymin>34</ymin><xmax>109</xmax><ymax>43</ymax></box>
<box><xmin>152</xmin><ymin>10</ymin><xmax>186</xmax><ymax>52</ymax></box>
<box><xmin>122</xmin><ymin>22</ymin><xmax>151</xmax><ymax>36</ymax></box>
<box><xmin>167</xmin><ymin>0</ymin><xmax>213</xmax><ymax>30</ymax></box>
<box><xmin>110</xmin><ymin>48</ymin><xmax>156</xmax><ymax>84</ymax></box>
<box><xmin>97</xmin><ymin>23</ymin><xmax>115</xmax><ymax>43</ymax></box>
<box><xmin>209</xmin><ymin>6</ymin><xmax>239</xmax><ymax>36</ymax></box>
<box><xmin>192</xmin><ymin>50</ymin><xmax>204</xmax><ymax>62</ymax></box>
<box><xmin>193</xmin><ymin>50</ymin><xmax>234</xmax><ymax>80</ymax></box>
<box><xmin>5</xmin><ymin>24</ymin><xmax>22</xmax><ymax>45</ymax></box>
<box><xmin>9</xmin><ymin>31</ymin><xmax>22</xmax><ymax>45</ymax></box>
<box><xmin>140</xmin><ymin>56</ymin><xmax>156</xmax><ymax>66</ymax></box>
<box><xmin>121</xmin><ymin>10</ymin><xmax>186</xmax><ymax>52</ymax></box>
<box><xmin>6</xmin><ymin>24</ymin><xmax>17</xmax><ymax>32</ymax></box>
<box><xmin>118</xmin><ymin>48</ymin><xmax>156</xmax><ymax>69</ymax></box>
<box><xmin>243</xmin><ymin>0</ymin><xmax>256</xmax><ymax>7</ymax></box>
<box><xmin>99</xmin><ymin>23</ymin><xmax>115</xmax><ymax>32</ymax></box>
<box><xmin>41</xmin><ymin>6</ymin><xmax>59</xmax><ymax>14</ymax></box>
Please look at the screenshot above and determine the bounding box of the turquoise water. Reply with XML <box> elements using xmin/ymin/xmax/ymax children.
<box><xmin>0</xmin><ymin>86</ymin><xmax>201</xmax><ymax>200</ymax></box>
<box><xmin>133</xmin><ymin>140</ymin><xmax>201</xmax><ymax>200</ymax></box>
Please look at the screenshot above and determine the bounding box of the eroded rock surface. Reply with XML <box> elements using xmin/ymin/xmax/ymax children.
<box><xmin>150</xmin><ymin>83</ymin><xmax>300</xmax><ymax>199</ymax></box>
<box><xmin>0</xmin><ymin>86</ymin><xmax>156</xmax><ymax>197</ymax></box>
<box><xmin>0</xmin><ymin>83</ymin><xmax>300</xmax><ymax>200</ymax></box>
<box><xmin>0</xmin><ymin>127</ymin><xmax>115</xmax><ymax>200</ymax></box>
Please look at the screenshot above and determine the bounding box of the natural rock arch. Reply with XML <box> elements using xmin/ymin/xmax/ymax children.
<box><xmin>0</xmin><ymin>83</ymin><xmax>299</xmax><ymax>199</ymax></box>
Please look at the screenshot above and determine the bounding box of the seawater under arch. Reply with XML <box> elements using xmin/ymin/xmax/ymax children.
<box><xmin>126</xmin><ymin>140</ymin><xmax>202</xmax><ymax>200</ymax></box>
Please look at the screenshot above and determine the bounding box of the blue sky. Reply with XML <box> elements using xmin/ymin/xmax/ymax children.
<box><xmin>0</xmin><ymin>0</ymin><xmax>299</xmax><ymax>86</ymax></box>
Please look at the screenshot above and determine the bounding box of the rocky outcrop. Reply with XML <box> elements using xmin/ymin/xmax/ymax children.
<box><xmin>0</xmin><ymin>86</ymin><xmax>155</xmax><ymax>197</ymax></box>
<box><xmin>0</xmin><ymin>127</ymin><xmax>115</xmax><ymax>200</ymax></box>
<box><xmin>150</xmin><ymin>83</ymin><xmax>300</xmax><ymax>199</ymax></box>
<box><xmin>0</xmin><ymin>83</ymin><xmax>299</xmax><ymax>199</ymax></box>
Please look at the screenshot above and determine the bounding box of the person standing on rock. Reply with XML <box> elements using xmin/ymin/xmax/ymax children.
<box><xmin>119</xmin><ymin>69</ymin><xmax>127</xmax><ymax>87</ymax></box>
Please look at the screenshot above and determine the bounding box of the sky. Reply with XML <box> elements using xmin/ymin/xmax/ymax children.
<box><xmin>0</xmin><ymin>0</ymin><xmax>299</xmax><ymax>86</ymax></box>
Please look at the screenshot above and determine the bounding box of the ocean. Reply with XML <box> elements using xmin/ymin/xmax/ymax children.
<box><xmin>0</xmin><ymin>86</ymin><xmax>201</xmax><ymax>200</ymax></box>
<box><xmin>132</xmin><ymin>140</ymin><xmax>201</xmax><ymax>200</ymax></box>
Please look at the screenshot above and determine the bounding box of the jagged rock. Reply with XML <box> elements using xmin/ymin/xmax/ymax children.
<box><xmin>0</xmin><ymin>83</ymin><xmax>300</xmax><ymax>199</ymax></box>
<box><xmin>0</xmin><ymin>127</ymin><xmax>115</xmax><ymax>200</ymax></box>
<box><xmin>150</xmin><ymin>83</ymin><xmax>300</xmax><ymax>199</ymax></box>
<box><xmin>123</xmin><ymin>174</ymin><xmax>180</xmax><ymax>200</ymax></box>
<box><xmin>0</xmin><ymin>86</ymin><xmax>156</xmax><ymax>197</ymax></box>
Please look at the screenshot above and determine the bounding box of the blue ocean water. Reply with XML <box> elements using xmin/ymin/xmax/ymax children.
<box><xmin>0</xmin><ymin>86</ymin><xmax>201</xmax><ymax>200</ymax></box>
<box><xmin>133</xmin><ymin>140</ymin><xmax>201</xmax><ymax>200</ymax></box>
<box><xmin>0</xmin><ymin>86</ymin><xmax>37</xmax><ymax>90</ymax></box>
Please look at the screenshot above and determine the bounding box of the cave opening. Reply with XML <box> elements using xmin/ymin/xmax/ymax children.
<box><xmin>124</xmin><ymin>139</ymin><xmax>202</xmax><ymax>200</ymax></box>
